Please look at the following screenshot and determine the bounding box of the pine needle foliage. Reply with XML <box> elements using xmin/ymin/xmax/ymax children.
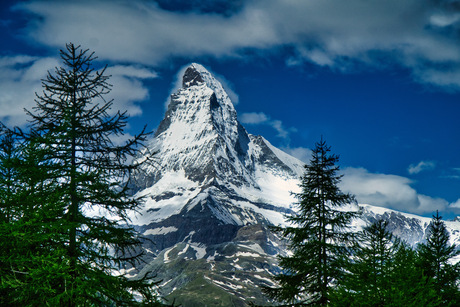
<box><xmin>266</xmin><ymin>138</ymin><xmax>359</xmax><ymax>306</ymax></box>
<box><xmin>331</xmin><ymin>220</ymin><xmax>440</xmax><ymax>306</ymax></box>
<box><xmin>0</xmin><ymin>43</ymin><xmax>162</xmax><ymax>306</ymax></box>
<box><xmin>417</xmin><ymin>211</ymin><xmax>460</xmax><ymax>305</ymax></box>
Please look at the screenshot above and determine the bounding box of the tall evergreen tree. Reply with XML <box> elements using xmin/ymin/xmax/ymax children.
<box><xmin>332</xmin><ymin>220</ymin><xmax>397</xmax><ymax>306</ymax></box>
<box><xmin>332</xmin><ymin>220</ymin><xmax>439</xmax><ymax>306</ymax></box>
<box><xmin>417</xmin><ymin>211</ymin><xmax>460</xmax><ymax>305</ymax></box>
<box><xmin>0</xmin><ymin>43</ymin><xmax>160</xmax><ymax>305</ymax></box>
<box><xmin>266</xmin><ymin>138</ymin><xmax>359</xmax><ymax>306</ymax></box>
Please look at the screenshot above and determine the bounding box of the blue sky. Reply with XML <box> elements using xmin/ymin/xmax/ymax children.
<box><xmin>1</xmin><ymin>0</ymin><xmax>460</xmax><ymax>218</ymax></box>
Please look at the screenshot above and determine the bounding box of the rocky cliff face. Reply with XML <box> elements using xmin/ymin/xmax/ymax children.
<box><xmin>129</xmin><ymin>63</ymin><xmax>460</xmax><ymax>306</ymax></box>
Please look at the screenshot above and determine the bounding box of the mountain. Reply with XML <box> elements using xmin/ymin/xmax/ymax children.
<box><xmin>129</xmin><ymin>63</ymin><xmax>460</xmax><ymax>306</ymax></box>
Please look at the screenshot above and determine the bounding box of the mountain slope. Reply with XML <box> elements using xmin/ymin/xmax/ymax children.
<box><xmin>129</xmin><ymin>63</ymin><xmax>460</xmax><ymax>306</ymax></box>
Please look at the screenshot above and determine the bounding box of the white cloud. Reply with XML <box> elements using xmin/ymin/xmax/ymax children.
<box><xmin>239</xmin><ymin>112</ymin><xmax>269</xmax><ymax>124</ymax></box>
<box><xmin>0</xmin><ymin>55</ymin><xmax>59</xmax><ymax>126</ymax></box>
<box><xmin>450</xmin><ymin>198</ymin><xmax>460</xmax><ymax>209</ymax></box>
<box><xmin>340</xmin><ymin>167</ymin><xmax>449</xmax><ymax>214</ymax></box>
<box><xmin>270</xmin><ymin>119</ymin><xmax>290</xmax><ymax>139</ymax></box>
<box><xmin>13</xmin><ymin>0</ymin><xmax>460</xmax><ymax>91</ymax></box>
<box><xmin>240</xmin><ymin>111</ymin><xmax>294</xmax><ymax>140</ymax></box>
<box><xmin>408</xmin><ymin>160</ymin><xmax>436</xmax><ymax>175</ymax></box>
<box><xmin>105</xmin><ymin>65</ymin><xmax>158</xmax><ymax>117</ymax></box>
<box><xmin>0</xmin><ymin>56</ymin><xmax>157</xmax><ymax>126</ymax></box>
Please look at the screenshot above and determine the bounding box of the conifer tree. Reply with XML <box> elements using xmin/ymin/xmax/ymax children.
<box><xmin>417</xmin><ymin>211</ymin><xmax>460</xmax><ymax>305</ymax></box>
<box><xmin>266</xmin><ymin>138</ymin><xmax>359</xmax><ymax>306</ymax></box>
<box><xmin>0</xmin><ymin>43</ymin><xmax>160</xmax><ymax>305</ymax></box>
<box><xmin>332</xmin><ymin>220</ymin><xmax>397</xmax><ymax>305</ymax></box>
<box><xmin>332</xmin><ymin>220</ymin><xmax>439</xmax><ymax>306</ymax></box>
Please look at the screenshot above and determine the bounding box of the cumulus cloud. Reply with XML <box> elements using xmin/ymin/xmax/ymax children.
<box><xmin>340</xmin><ymin>167</ymin><xmax>450</xmax><ymax>214</ymax></box>
<box><xmin>451</xmin><ymin>198</ymin><xmax>460</xmax><ymax>209</ymax></box>
<box><xmin>0</xmin><ymin>55</ymin><xmax>158</xmax><ymax>126</ymax></box>
<box><xmin>408</xmin><ymin>160</ymin><xmax>436</xmax><ymax>175</ymax></box>
<box><xmin>14</xmin><ymin>0</ymin><xmax>460</xmax><ymax>91</ymax></box>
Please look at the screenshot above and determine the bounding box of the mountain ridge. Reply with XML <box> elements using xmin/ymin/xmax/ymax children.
<box><xmin>128</xmin><ymin>63</ymin><xmax>460</xmax><ymax>306</ymax></box>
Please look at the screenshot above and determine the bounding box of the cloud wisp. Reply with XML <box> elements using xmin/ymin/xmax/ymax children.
<box><xmin>408</xmin><ymin>160</ymin><xmax>436</xmax><ymax>175</ymax></box>
<box><xmin>13</xmin><ymin>0</ymin><xmax>460</xmax><ymax>91</ymax></box>
<box><xmin>0</xmin><ymin>55</ymin><xmax>158</xmax><ymax>126</ymax></box>
<box><xmin>240</xmin><ymin>112</ymin><xmax>295</xmax><ymax>141</ymax></box>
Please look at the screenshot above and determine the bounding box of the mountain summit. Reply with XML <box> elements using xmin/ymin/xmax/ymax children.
<box><xmin>128</xmin><ymin>64</ymin><xmax>455</xmax><ymax>306</ymax></box>
<box><xmin>150</xmin><ymin>63</ymin><xmax>256</xmax><ymax>187</ymax></box>
<box><xmin>132</xmin><ymin>63</ymin><xmax>304</xmax><ymax>231</ymax></box>
<box><xmin>128</xmin><ymin>63</ymin><xmax>305</xmax><ymax>305</ymax></box>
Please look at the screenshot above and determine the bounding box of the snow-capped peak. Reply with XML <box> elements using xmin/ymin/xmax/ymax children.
<box><xmin>183</xmin><ymin>63</ymin><xmax>229</xmax><ymax>103</ymax></box>
<box><xmin>139</xmin><ymin>63</ymin><xmax>255</xmax><ymax>189</ymax></box>
<box><xmin>132</xmin><ymin>63</ymin><xmax>305</xmax><ymax>227</ymax></box>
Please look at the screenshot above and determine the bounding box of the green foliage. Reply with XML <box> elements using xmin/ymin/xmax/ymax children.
<box><xmin>266</xmin><ymin>138</ymin><xmax>359</xmax><ymax>306</ymax></box>
<box><xmin>331</xmin><ymin>220</ymin><xmax>440</xmax><ymax>306</ymax></box>
<box><xmin>417</xmin><ymin>211</ymin><xmax>460</xmax><ymax>305</ymax></box>
<box><xmin>0</xmin><ymin>43</ymin><xmax>161</xmax><ymax>306</ymax></box>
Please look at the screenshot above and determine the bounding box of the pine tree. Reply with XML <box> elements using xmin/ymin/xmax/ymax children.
<box><xmin>332</xmin><ymin>220</ymin><xmax>397</xmax><ymax>305</ymax></box>
<box><xmin>417</xmin><ymin>211</ymin><xmax>460</xmax><ymax>305</ymax></box>
<box><xmin>331</xmin><ymin>220</ymin><xmax>439</xmax><ymax>306</ymax></box>
<box><xmin>389</xmin><ymin>242</ymin><xmax>439</xmax><ymax>306</ymax></box>
<box><xmin>0</xmin><ymin>43</ymin><xmax>160</xmax><ymax>305</ymax></box>
<box><xmin>266</xmin><ymin>138</ymin><xmax>359</xmax><ymax>306</ymax></box>
<box><xmin>0</xmin><ymin>127</ymin><xmax>20</xmax><ymax>303</ymax></box>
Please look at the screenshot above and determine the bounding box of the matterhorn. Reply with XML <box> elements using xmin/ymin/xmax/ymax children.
<box><xmin>128</xmin><ymin>64</ymin><xmax>460</xmax><ymax>306</ymax></box>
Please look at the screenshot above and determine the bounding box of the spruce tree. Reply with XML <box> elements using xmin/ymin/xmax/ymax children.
<box><xmin>0</xmin><ymin>43</ymin><xmax>160</xmax><ymax>305</ymax></box>
<box><xmin>417</xmin><ymin>211</ymin><xmax>460</xmax><ymax>305</ymax></box>
<box><xmin>332</xmin><ymin>220</ymin><xmax>397</xmax><ymax>305</ymax></box>
<box><xmin>332</xmin><ymin>220</ymin><xmax>439</xmax><ymax>306</ymax></box>
<box><xmin>266</xmin><ymin>138</ymin><xmax>359</xmax><ymax>306</ymax></box>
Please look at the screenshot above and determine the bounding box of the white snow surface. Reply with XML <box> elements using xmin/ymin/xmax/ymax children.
<box><xmin>131</xmin><ymin>63</ymin><xmax>460</xmax><ymax>252</ymax></box>
<box><xmin>143</xmin><ymin>226</ymin><xmax>178</xmax><ymax>236</ymax></box>
<box><xmin>132</xmin><ymin>63</ymin><xmax>305</xmax><ymax>226</ymax></box>
<box><xmin>129</xmin><ymin>170</ymin><xmax>200</xmax><ymax>225</ymax></box>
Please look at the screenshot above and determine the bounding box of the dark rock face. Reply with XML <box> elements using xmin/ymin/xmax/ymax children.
<box><xmin>250</xmin><ymin>135</ymin><xmax>300</xmax><ymax>177</ymax></box>
<box><xmin>182</xmin><ymin>66</ymin><xmax>205</xmax><ymax>87</ymax></box>
<box><xmin>139</xmin><ymin>198</ymin><xmax>241</xmax><ymax>253</ymax></box>
<box><xmin>361</xmin><ymin>208</ymin><xmax>426</xmax><ymax>246</ymax></box>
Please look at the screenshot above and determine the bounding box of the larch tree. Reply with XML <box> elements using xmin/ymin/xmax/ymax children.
<box><xmin>0</xmin><ymin>43</ymin><xmax>160</xmax><ymax>306</ymax></box>
<box><xmin>266</xmin><ymin>138</ymin><xmax>359</xmax><ymax>306</ymax></box>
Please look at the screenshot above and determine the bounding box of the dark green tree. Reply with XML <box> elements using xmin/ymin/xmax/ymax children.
<box><xmin>417</xmin><ymin>211</ymin><xmax>460</xmax><ymax>305</ymax></box>
<box><xmin>0</xmin><ymin>127</ymin><xmax>20</xmax><ymax>303</ymax></box>
<box><xmin>389</xmin><ymin>242</ymin><xmax>439</xmax><ymax>306</ymax></box>
<box><xmin>331</xmin><ymin>220</ymin><xmax>439</xmax><ymax>306</ymax></box>
<box><xmin>332</xmin><ymin>220</ymin><xmax>397</xmax><ymax>306</ymax></box>
<box><xmin>0</xmin><ymin>126</ymin><xmax>81</xmax><ymax>305</ymax></box>
<box><xmin>0</xmin><ymin>43</ymin><xmax>160</xmax><ymax>306</ymax></box>
<box><xmin>266</xmin><ymin>138</ymin><xmax>359</xmax><ymax>306</ymax></box>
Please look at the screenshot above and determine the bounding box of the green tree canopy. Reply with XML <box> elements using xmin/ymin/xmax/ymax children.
<box><xmin>417</xmin><ymin>211</ymin><xmax>460</xmax><ymax>305</ymax></box>
<box><xmin>332</xmin><ymin>219</ymin><xmax>439</xmax><ymax>306</ymax></box>
<box><xmin>0</xmin><ymin>43</ymin><xmax>161</xmax><ymax>306</ymax></box>
<box><xmin>266</xmin><ymin>138</ymin><xmax>359</xmax><ymax>306</ymax></box>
